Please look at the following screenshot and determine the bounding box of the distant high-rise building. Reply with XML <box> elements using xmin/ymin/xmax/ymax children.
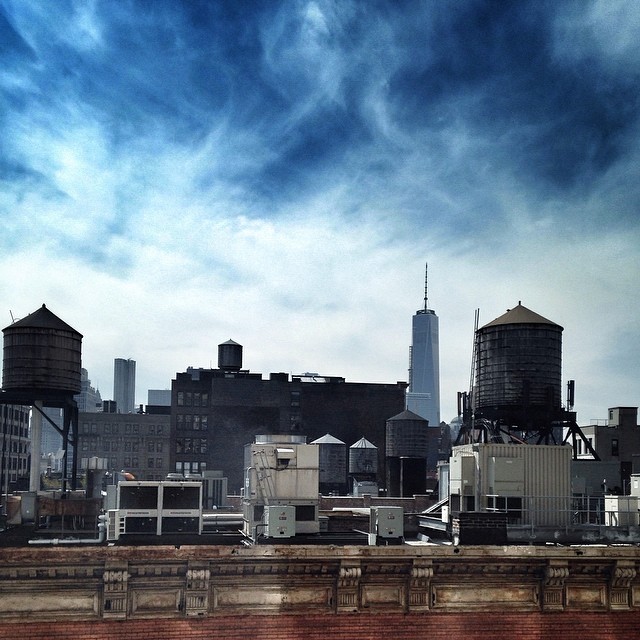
<box><xmin>75</xmin><ymin>368</ymin><xmax>102</xmax><ymax>413</ymax></box>
<box><xmin>406</xmin><ymin>264</ymin><xmax>440</xmax><ymax>427</ymax></box>
<box><xmin>114</xmin><ymin>358</ymin><xmax>136</xmax><ymax>414</ymax></box>
<box><xmin>148</xmin><ymin>389</ymin><xmax>171</xmax><ymax>407</ymax></box>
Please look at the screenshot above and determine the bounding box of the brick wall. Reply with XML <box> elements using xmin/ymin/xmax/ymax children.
<box><xmin>0</xmin><ymin>611</ymin><xmax>637</xmax><ymax>640</ymax></box>
<box><xmin>452</xmin><ymin>511</ymin><xmax>508</xmax><ymax>544</ymax></box>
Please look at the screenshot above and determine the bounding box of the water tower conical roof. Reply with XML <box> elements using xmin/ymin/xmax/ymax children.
<box><xmin>482</xmin><ymin>302</ymin><xmax>560</xmax><ymax>330</ymax></box>
<box><xmin>4</xmin><ymin>303</ymin><xmax>82</xmax><ymax>336</ymax></box>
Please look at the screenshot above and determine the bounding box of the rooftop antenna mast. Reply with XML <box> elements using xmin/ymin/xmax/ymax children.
<box><xmin>423</xmin><ymin>262</ymin><xmax>429</xmax><ymax>312</ymax></box>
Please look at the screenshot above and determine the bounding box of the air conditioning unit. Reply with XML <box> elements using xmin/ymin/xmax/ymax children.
<box><xmin>264</xmin><ymin>505</ymin><xmax>296</xmax><ymax>538</ymax></box>
<box><xmin>106</xmin><ymin>509</ymin><xmax>125</xmax><ymax>541</ymax></box>
<box><xmin>370</xmin><ymin>506</ymin><xmax>404</xmax><ymax>539</ymax></box>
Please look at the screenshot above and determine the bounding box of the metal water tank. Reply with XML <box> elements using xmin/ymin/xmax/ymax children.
<box><xmin>311</xmin><ymin>433</ymin><xmax>346</xmax><ymax>490</ymax></box>
<box><xmin>349</xmin><ymin>437</ymin><xmax>378</xmax><ymax>475</ymax></box>
<box><xmin>474</xmin><ymin>303</ymin><xmax>563</xmax><ymax>417</ymax></box>
<box><xmin>218</xmin><ymin>339</ymin><xmax>243</xmax><ymax>371</ymax></box>
<box><xmin>2</xmin><ymin>304</ymin><xmax>82</xmax><ymax>394</ymax></box>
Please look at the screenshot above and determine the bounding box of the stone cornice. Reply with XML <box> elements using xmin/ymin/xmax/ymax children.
<box><xmin>0</xmin><ymin>545</ymin><xmax>639</xmax><ymax>620</ymax></box>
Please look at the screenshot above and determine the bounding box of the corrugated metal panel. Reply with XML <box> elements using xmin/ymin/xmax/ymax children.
<box><xmin>452</xmin><ymin>443</ymin><xmax>572</xmax><ymax>526</ymax></box>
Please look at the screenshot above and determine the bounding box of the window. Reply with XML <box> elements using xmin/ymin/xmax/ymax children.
<box><xmin>148</xmin><ymin>441</ymin><xmax>155</xmax><ymax>452</ymax></box>
<box><xmin>177</xmin><ymin>415</ymin><xmax>184</xmax><ymax>430</ymax></box>
<box><xmin>157</xmin><ymin>425</ymin><xmax>163</xmax><ymax>435</ymax></box>
<box><xmin>156</xmin><ymin>442</ymin><xmax>163</xmax><ymax>452</ymax></box>
<box><xmin>193</xmin><ymin>415</ymin><xmax>200</xmax><ymax>430</ymax></box>
<box><xmin>201</xmin><ymin>416</ymin><xmax>208</xmax><ymax>431</ymax></box>
<box><xmin>177</xmin><ymin>392</ymin><xmax>184</xmax><ymax>406</ymax></box>
<box><xmin>148</xmin><ymin>458</ymin><xmax>154</xmax><ymax>468</ymax></box>
<box><xmin>612</xmin><ymin>439</ymin><xmax>619</xmax><ymax>457</ymax></box>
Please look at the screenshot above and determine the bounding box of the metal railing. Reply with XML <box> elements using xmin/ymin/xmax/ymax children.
<box><xmin>485</xmin><ymin>494</ymin><xmax>640</xmax><ymax>533</ymax></box>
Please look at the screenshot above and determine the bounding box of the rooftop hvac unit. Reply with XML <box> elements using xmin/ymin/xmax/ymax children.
<box><xmin>370</xmin><ymin>506</ymin><xmax>404</xmax><ymax>539</ymax></box>
<box><xmin>264</xmin><ymin>505</ymin><xmax>296</xmax><ymax>538</ymax></box>
<box><xmin>114</xmin><ymin>481</ymin><xmax>203</xmax><ymax>537</ymax></box>
<box><xmin>604</xmin><ymin>496</ymin><xmax>640</xmax><ymax>526</ymax></box>
<box><xmin>450</xmin><ymin>455</ymin><xmax>476</xmax><ymax>496</ymax></box>
<box><xmin>106</xmin><ymin>509</ymin><xmax>125</xmax><ymax>541</ymax></box>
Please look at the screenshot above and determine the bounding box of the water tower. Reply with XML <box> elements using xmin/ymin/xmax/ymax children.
<box><xmin>1</xmin><ymin>304</ymin><xmax>83</xmax><ymax>491</ymax></box>
<box><xmin>457</xmin><ymin>302</ymin><xmax>596</xmax><ymax>456</ymax></box>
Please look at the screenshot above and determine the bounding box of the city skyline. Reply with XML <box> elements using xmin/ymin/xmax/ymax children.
<box><xmin>1</xmin><ymin>1</ymin><xmax>638</xmax><ymax>423</ymax></box>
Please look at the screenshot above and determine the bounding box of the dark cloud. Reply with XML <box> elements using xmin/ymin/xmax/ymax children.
<box><xmin>1</xmin><ymin>0</ymin><xmax>639</xmax><ymax>238</ymax></box>
<box><xmin>387</xmin><ymin>1</ymin><xmax>640</xmax><ymax>197</ymax></box>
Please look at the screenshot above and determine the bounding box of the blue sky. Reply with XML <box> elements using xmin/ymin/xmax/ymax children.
<box><xmin>1</xmin><ymin>0</ymin><xmax>638</xmax><ymax>424</ymax></box>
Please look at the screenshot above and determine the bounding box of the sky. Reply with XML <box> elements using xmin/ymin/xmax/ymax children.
<box><xmin>1</xmin><ymin>0</ymin><xmax>639</xmax><ymax>425</ymax></box>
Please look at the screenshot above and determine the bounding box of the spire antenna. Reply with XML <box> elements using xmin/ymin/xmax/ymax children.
<box><xmin>423</xmin><ymin>262</ymin><xmax>429</xmax><ymax>312</ymax></box>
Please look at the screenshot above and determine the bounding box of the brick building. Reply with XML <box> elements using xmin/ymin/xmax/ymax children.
<box><xmin>0</xmin><ymin>404</ymin><xmax>30</xmax><ymax>494</ymax></box>
<box><xmin>171</xmin><ymin>364</ymin><xmax>407</xmax><ymax>493</ymax></box>
<box><xmin>0</xmin><ymin>544</ymin><xmax>639</xmax><ymax>640</ymax></box>
<box><xmin>78</xmin><ymin>409</ymin><xmax>171</xmax><ymax>481</ymax></box>
<box><xmin>567</xmin><ymin>407</ymin><xmax>640</xmax><ymax>492</ymax></box>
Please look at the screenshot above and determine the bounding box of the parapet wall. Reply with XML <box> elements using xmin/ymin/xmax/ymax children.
<box><xmin>0</xmin><ymin>544</ymin><xmax>639</xmax><ymax>639</ymax></box>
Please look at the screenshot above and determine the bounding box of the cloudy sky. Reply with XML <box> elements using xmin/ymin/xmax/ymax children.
<box><xmin>1</xmin><ymin>0</ymin><xmax>638</xmax><ymax>424</ymax></box>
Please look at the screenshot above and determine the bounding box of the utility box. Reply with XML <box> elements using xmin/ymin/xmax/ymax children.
<box><xmin>604</xmin><ymin>495</ymin><xmax>639</xmax><ymax>526</ymax></box>
<box><xmin>370</xmin><ymin>506</ymin><xmax>404</xmax><ymax>539</ymax></box>
<box><xmin>450</xmin><ymin>455</ymin><xmax>476</xmax><ymax>496</ymax></box>
<box><xmin>264</xmin><ymin>505</ymin><xmax>296</xmax><ymax>538</ymax></box>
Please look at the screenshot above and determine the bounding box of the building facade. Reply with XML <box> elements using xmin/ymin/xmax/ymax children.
<box><xmin>568</xmin><ymin>407</ymin><xmax>640</xmax><ymax>493</ymax></box>
<box><xmin>113</xmin><ymin>358</ymin><xmax>136</xmax><ymax>414</ymax></box>
<box><xmin>75</xmin><ymin>368</ymin><xmax>102</xmax><ymax>412</ymax></box>
<box><xmin>78</xmin><ymin>409</ymin><xmax>171</xmax><ymax>481</ymax></box>
<box><xmin>0</xmin><ymin>404</ymin><xmax>30</xmax><ymax>495</ymax></box>
<box><xmin>170</xmin><ymin>364</ymin><xmax>407</xmax><ymax>493</ymax></box>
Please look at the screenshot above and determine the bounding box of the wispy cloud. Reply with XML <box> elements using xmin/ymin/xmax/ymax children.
<box><xmin>0</xmin><ymin>0</ymin><xmax>638</xmax><ymax>422</ymax></box>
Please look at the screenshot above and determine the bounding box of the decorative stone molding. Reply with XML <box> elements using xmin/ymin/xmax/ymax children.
<box><xmin>409</xmin><ymin>559</ymin><xmax>433</xmax><ymax>610</ymax></box>
<box><xmin>337</xmin><ymin>562</ymin><xmax>361</xmax><ymax>612</ymax></box>
<box><xmin>1</xmin><ymin>546</ymin><xmax>640</xmax><ymax>621</ymax></box>
<box><xmin>185</xmin><ymin>564</ymin><xmax>210</xmax><ymax>616</ymax></box>
<box><xmin>609</xmin><ymin>561</ymin><xmax>637</xmax><ymax>610</ymax></box>
<box><xmin>102</xmin><ymin>562</ymin><xmax>129</xmax><ymax>619</ymax></box>
<box><xmin>542</xmin><ymin>561</ymin><xmax>569</xmax><ymax>610</ymax></box>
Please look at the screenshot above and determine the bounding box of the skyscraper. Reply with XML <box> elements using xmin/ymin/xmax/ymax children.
<box><xmin>406</xmin><ymin>264</ymin><xmax>440</xmax><ymax>427</ymax></box>
<box><xmin>114</xmin><ymin>358</ymin><xmax>136</xmax><ymax>414</ymax></box>
<box><xmin>75</xmin><ymin>368</ymin><xmax>102</xmax><ymax>412</ymax></box>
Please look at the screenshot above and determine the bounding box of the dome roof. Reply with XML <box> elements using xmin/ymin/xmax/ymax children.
<box><xmin>481</xmin><ymin>302</ymin><xmax>561</xmax><ymax>330</ymax></box>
